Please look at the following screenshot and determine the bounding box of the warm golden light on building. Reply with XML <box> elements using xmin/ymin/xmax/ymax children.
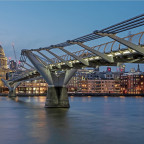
<box><xmin>17</xmin><ymin>79</ymin><xmax>48</xmax><ymax>95</ymax></box>
<box><xmin>0</xmin><ymin>45</ymin><xmax>12</xmax><ymax>93</ymax></box>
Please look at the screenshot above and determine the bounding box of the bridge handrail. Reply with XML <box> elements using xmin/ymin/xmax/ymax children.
<box><xmin>50</xmin><ymin>31</ymin><xmax>144</xmax><ymax>63</ymax></box>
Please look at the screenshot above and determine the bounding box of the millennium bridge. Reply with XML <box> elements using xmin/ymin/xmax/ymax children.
<box><xmin>2</xmin><ymin>14</ymin><xmax>144</xmax><ymax>108</ymax></box>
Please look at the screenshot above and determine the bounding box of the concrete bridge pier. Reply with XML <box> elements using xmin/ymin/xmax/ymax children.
<box><xmin>24</xmin><ymin>51</ymin><xmax>77</xmax><ymax>108</ymax></box>
<box><xmin>9</xmin><ymin>87</ymin><xmax>16</xmax><ymax>97</ymax></box>
<box><xmin>1</xmin><ymin>79</ymin><xmax>21</xmax><ymax>97</ymax></box>
<box><xmin>46</xmin><ymin>86</ymin><xmax>69</xmax><ymax>108</ymax></box>
<box><xmin>45</xmin><ymin>69</ymin><xmax>76</xmax><ymax>108</ymax></box>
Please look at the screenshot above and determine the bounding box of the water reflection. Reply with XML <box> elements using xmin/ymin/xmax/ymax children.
<box><xmin>82</xmin><ymin>97</ymin><xmax>87</xmax><ymax>102</ymax></box>
<box><xmin>44</xmin><ymin>108</ymin><xmax>70</xmax><ymax>143</ymax></box>
<box><xmin>25</xmin><ymin>108</ymin><xmax>51</xmax><ymax>144</ymax></box>
<box><xmin>88</xmin><ymin>96</ymin><xmax>91</xmax><ymax>102</ymax></box>
<box><xmin>81</xmin><ymin>96</ymin><xmax>92</xmax><ymax>102</ymax></box>
<box><xmin>0</xmin><ymin>96</ymin><xmax>144</xmax><ymax>144</ymax></box>
<box><xmin>70</xmin><ymin>96</ymin><xmax>74</xmax><ymax>102</ymax></box>
<box><xmin>38</xmin><ymin>96</ymin><xmax>46</xmax><ymax>102</ymax></box>
<box><xmin>104</xmin><ymin>96</ymin><xmax>108</xmax><ymax>102</ymax></box>
<box><xmin>120</xmin><ymin>96</ymin><xmax>125</xmax><ymax>103</ymax></box>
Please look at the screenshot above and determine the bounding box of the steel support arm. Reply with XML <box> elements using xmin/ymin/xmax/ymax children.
<box><xmin>32</xmin><ymin>53</ymin><xmax>48</xmax><ymax>67</ymax></box>
<box><xmin>20</xmin><ymin>65</ymin><xmax>29</xmax><ymax>70</ymax></box>
<box><xmin>63</xmin><ymin>69</ymin><xmax>77</xmax><ymax>85</ymax></box>
<box><xmin>77</xmin><ymin>42</ymin><xmax>114</xmax><ymax>63</ymax></box>
<box><xmin>1</xmin><ymin>79</ymin><xmax>21</xmax><ymax>97</ymax></box>
<box><xmin>96</xmin><ymin>32</ymin><xmax>144</xmax><ymax>56</ymax></box>
<box><xmin>37</xmin><ymin>51</ymin><xmax>61</xmax><ymax>69</ymax></box>
<box><xmin>59</xmin><ymin>47</ymin><xmax>89</xmax><ymax>66</ymax></box>
<box><xmin>46</xmin><ymin>50</ymin><xmax>73</xmax><ymax>67</ymax></box>
<box><xmin>49</xmin><ymin>69</ymin><xmax>77</xmax><ymax>86</ymax></box>
<box><xmin>24</xmin><ymin>51</ymin><xmax>54</xmax><ymax>85</ymax></box>
<box><xmin>32</xmin><ymin>53</ymin><xmax>53</xmax><ymax>70</ymax></box>
<box><xmin>25</xmin><ymin>62</ymin><xmax>35</xmax><ymax>69</ymax></box>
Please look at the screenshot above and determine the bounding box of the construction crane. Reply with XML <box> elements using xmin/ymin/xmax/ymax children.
<box><xmin>11</xmin><ymin>42</ymin><xmax>18</xmax><ymax>71</ymax></box>
<box><xmin>12</xmin><ymin>42</ymin><xmax>17</xmax><ymax>63</ymax></box>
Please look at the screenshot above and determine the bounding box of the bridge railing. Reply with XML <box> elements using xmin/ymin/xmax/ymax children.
<box><xmin>50</xmin><ymin>31</ymin><xmax>144</xmax><ymax>64</ymax></box>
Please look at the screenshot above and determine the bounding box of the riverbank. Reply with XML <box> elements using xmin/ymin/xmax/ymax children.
<box><xmin>68</xmin><ymin>93</ymin><xmax>144</xmax><ymax>97</ymax></box>
<box><xmin>1</xmin><ymin>93</ymin><xmax>144</xmax><ymax>97</ymax></box>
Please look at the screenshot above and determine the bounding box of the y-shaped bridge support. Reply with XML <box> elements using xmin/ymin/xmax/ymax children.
<box><xmin>45</xmin><ymin>69</ymin><xmax>76</xmax><ymax>108</ymax></box>
<box><xmin>1</xmin><ymin>79</ymin><xmax>21</xmax><ymax>97</ymax></box>
<box><xmin>24</xmin><ymin>51</ymin><xmax>77</xmax><ymax>108</ymax></box>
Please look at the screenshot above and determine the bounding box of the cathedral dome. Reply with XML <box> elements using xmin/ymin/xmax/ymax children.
<box><xmin>0</xmin><ymin>45</ymin><xmax>5</xmax><ymax>57</ymax></box>
<box><xmin>0</xmin><ymin>45</ymin><xmax>8</xmax><ymax>69</ymax></box>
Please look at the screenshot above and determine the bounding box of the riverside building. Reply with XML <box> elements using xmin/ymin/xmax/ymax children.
<box><xmin>17</xmin><ymin>79</ymin><xmax>48</xmax><ymax>95</ymax></box>
<box><xmin>120</xmin><ymin>65</ymin><xmax>144</xmax><ymax>94</ymax></box>
<box><xmin>67</xmin><ymin>67</ymin><xmax>121</xmax><ymax>93</ymax></box>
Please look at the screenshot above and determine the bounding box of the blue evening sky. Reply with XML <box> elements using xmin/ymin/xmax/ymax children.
<box><xmin>0</xmin><ymin>1</ymin><xmax>144</xmax><ymax>72</ymax></box>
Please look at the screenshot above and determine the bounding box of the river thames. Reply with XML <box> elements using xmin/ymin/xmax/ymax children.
<box><xmin>0</xmin><ymin>96</ymin><xmax>144</xmax><ymax>144</ymax></box>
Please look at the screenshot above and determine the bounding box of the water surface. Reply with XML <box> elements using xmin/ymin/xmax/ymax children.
<box><xmin>0</xmin><ymin>96</ymin><xmax>144</xmax><ymax>144</ymax></box>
